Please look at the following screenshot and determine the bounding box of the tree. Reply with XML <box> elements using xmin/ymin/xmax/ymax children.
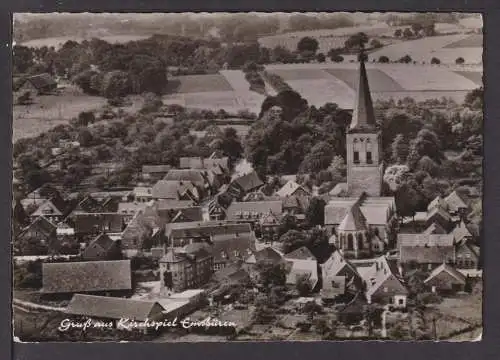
<box><xmin>378</xmin><ymin>55</ymin><xmax>390</xmax><ymax>63</ymax></box>
<box><xmin>296</xmin><ymin>274</ymin><xmax>313</xmax><ymax>296</ymax></box>
<box><xmin>394</xmin><ymin>29</ymin><xmax>402</xmax><ymax>37</ymax></box>
<box><xmin>280</xmin><ymin>230</ymin><xmax>308</xmax><ymax>254</ymax></box>
<box><xmin>316</xmin><ymin>53</ymin><xmax>326</xmax><ymax>63</ymax></box>
<box><xmin>101</xmin><ymin>70</ymin><xmax>132</xmax><ymax>99</ymax></box>
<box><xmin>330</xmin><ymin>54</ymin><xmax>344</xmax><ymax>63</ymax></box>
<box><xmin>140</xmin><ymin>93</ymin><xmax>163</xmax><ymax>114</ymax></box>
<box><xmin>455</xmin><ymin>57</ymin><xmax>465</xmax><ymax>64</ymax></box>
<box><xmin>464</xmin><ymin>87</ymin><xmax>483</xmax><ymax>110</ymax></box>
<box><xmin>75</xmin><ymin>111</ymin><xmax>96</xmax><ymax>127</ymax></box>
<box><xmin>395</xmin><ymin>182</ymin><xmax>419</xmax><ymax>219</ymax></box>
<box><xmin>411</xmin><ymin>23</ymin><xmax>424</xmax><ymax>36</ymax></box>
<box><xmin>13</xmin><ymin>45</ymin><xmax>34</xmax><ymax>74</ymax></box>
<box><xmin>77</xmin><ymin>128</ymin><xmax>94</xmax><ymax>147</ymax></box>
<box><xmin>417</xmin><ymin>156</ymin><xmax>439</xmax><ymax>176</ymax></box>
<box><xmin>383</xmin><ymin>164</ymin><xmax>410</xmax><ymax>192</ymax></box>
<box><xmin>399</xmin><ymin>54</ymin><xmax>413</xmax><ymax>64</ymax></box>
<box><xmin>391</xmin><ymin>134</ymin><xmax>409</xmax><ymax>164</ymax></box>
<box><xmin>370</xmin><ymin>39</ymin><xmax>383</xmax><ymax>49</ymax></box>
<box><xmin>299</xmin><ymin>141</ymin><xmax>334</xmax><ymax>173</ymax></box>
<box><xmin>407</xmin><ymin>128</ymin><xmax>443</xmax><ymax>168</ymax></box>
<box><xmin>297</xmin><ymin>37</ymin><xmax>319</xmax><ymax>54</ymax></box>
<box><xmin>430</xmin><ymin>57</ymin><xmax>441</xmax><ymax>65</ymax></box>
<box><xmin>305</xmin><ymin>197</ymin><xmax>326</xmax><ymax>227</ymax></box>
<box><xmin>363</xmin><ymin>304</ymin><xmax>379</xmax><ymax>337</ymax></box>
<box><xmin>403</xmin><ymin>28</ymin><xmax>413</xmax><ymax>38</ymax></box>
<box><xmin>344</xmin><ymin>32</ymin><xmax>369</xmax><ymax>50</ymax></box>
<box><xmin>256</xmin><ymin>260</ymin><xmax>287</xmax><ymax>288</ymax></box>
<box><xmin>13</xmin><ymin>198</ymin><xmax>28</xmax><ymax>227</ymax></box>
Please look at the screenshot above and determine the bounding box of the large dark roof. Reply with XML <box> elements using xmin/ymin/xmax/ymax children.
<box><xmin>232</xmin><ymin>171</ymin><xmax>264</xmax><ymax>192</ymax></box>
<box><xmin>66</xmin><ymin>294</ymin><xmax>165</xmax><ymax>321</ymax></box>
<box><xmin>25</xmin><ymin>73</ymin><xmax>57</xmax><ymax>90</ymax></box>
<box><xmin>42</xmin><ymin>260</ymin><xmax>132</xmax><ymax>294</ymax></box>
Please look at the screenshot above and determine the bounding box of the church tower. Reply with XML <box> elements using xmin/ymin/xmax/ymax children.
<box><xmin>346</xmin><ymin>54</ymin><xmax>383</xmax><ymax>197</ymax></box>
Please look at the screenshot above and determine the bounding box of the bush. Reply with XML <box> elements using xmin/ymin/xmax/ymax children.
<box><xmin>456</xmin><ymin>57</ymin><xmax>465</xmax><ymax>64</ymax></box>
<box><xmin>330</xmin><ymin>54</ymin><xmax>344</xmax><ymax>63</ymax></box>
<box><xmin>378</xmin><ymin>55</ymin><xmax>390</xmax><ymax>63</ymax></box>
<box><xmin>431</xmin><ymin>57</ymin><xmax>441</xmax><ymax>65</ymax></box>
<box><xmin>316</xmin><ymin>53</ymin><xmax>326</xmax><ymax>63</ymax></box>
<box><xmin>416</xmin><ymin>292</ymin><xmax>442</xmax><ymax>305</ymax></box>
<box><xmin>399</xmin><ymin>55</ymin><xmax>413</xmax><ymax>64</ymax></box>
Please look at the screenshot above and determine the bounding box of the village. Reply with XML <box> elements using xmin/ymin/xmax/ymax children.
<box><xmin>12</xmin><ymin>13</ymin><xmax>483</xmax><ymax>342</ymax></box>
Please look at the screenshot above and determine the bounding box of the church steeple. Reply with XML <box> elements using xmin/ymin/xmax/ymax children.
<box><xmin>349</xmin><ymin>50</ymin><xmax>377</xmax><ymax>132</ymax></box>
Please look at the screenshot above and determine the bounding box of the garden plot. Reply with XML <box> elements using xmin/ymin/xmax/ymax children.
<box><xmin>285</xmin><ymin>77</ymin><xmax>355</xmax><ymax>109</ymax></box>
<box><xmin>368</xmin><ymin>34</ymin><xmax>482</xmax><ymax>64</ymax></box>
<box><xmin>379</xmin><ymin>65</ymin><xmax>479</xmax><ymax>91</ymax></box>
<box><xmin>325</xmin><ymin>68</ymin><xmax>405</xmax><ymax>92</ymax></box>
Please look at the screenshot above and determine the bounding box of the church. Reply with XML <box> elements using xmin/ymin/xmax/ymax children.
<box><xmin>324</xmin><ymin>56</ymin><xmax>397</xmax><ymax>259</ymax></box>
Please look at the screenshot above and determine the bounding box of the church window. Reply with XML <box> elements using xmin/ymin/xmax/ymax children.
<box><xmin>353</xmin><ymin>151</ymin><xmax>360</xmax><ymax>164</ymax></box>
<box><xmin>366</xmin><ymin>151</ymin><xmax>373</xmax><ymax>164</ymax></box>
<box><xmin>347</xmin><ymin>234</ymin><xmax>354</xmax><ymax>250</ymax></box>
<box><xmin>357</xmin><ymin>233</ymin><xmax>364</xmax><ymax>249</ymax></box>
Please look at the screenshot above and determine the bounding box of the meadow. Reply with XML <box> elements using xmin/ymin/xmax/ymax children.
<box><xmin>13</xmin><ymin>86</ymin><xmax>107</xmax><ymax>141</ymax></box>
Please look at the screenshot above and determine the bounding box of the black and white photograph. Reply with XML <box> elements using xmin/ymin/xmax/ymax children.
<box><xmin>11</xmin><ymin>12</ymin><xmax>483</xmax><ymax>342</ymax></box>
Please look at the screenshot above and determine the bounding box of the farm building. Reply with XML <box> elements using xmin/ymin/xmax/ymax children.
<box><xmin>41</xmin><ymin>260</ymin><xmax>132</xmax><ymax>297</ymax></box>
<box><xmin>424</xmin><ymin>263</ymin><xmax>467</xmax><ymax>295</ymax></box>
<box><xmin>16</xmin><ymin>73</ymin><xmax>57</xmax><ymax>95</ymax></box>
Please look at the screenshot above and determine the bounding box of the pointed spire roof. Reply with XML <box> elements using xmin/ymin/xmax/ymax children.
<box><xmin>338</xmin><ymin>204</ymin><xmax>367</xmax><ymax>231</ymax></box>
<box><xmin>349</xmin><ymin>50</ymin><xmax>377</xmax><ymax>132</ymax></box>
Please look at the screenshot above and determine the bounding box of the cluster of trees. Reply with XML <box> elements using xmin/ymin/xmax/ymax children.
<box><xmin>394</xmin><ymin>22</ymin><xmax>437</xmax><ymax>39</ymax></box>
<box><xmin>248</xmin><ymin>91</ymin><xmax>350</xmax><ymax>178</ymax></box>
<box><xmin>242</xmin><ymin>62</ymin><xmax>266</xmax><ymax>95</ymax></box>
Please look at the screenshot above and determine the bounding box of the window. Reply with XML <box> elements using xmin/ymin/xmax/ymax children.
<box><xmin>353</xmin><ymin>151</ymin><xmax>360</xmax><ymax>164</ymax></box>
<box><xmin>398</xmin><ymin>298</ymin><xmax>404</xmax><ymax>305</ymax></box>
<box><xmin>357</xmin><ymin>233</ymin><xmax>363</xmax><ymax>250</ymax></box>
<box><xmin>366</xmin><ymin>151</ymin><xmax>373</xmax><ymax>164</ymax></box>
<box><xmin>347</xmin><ymin>234</ymin><xmax>354</xmax><ymax>250</ymax></box>
<box><xmin>383</xmin><ymin>287</ymin><xmax>388</xmax><ymax>293</ymax></box>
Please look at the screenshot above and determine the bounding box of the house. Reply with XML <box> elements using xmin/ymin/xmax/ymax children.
<box><xmin>423</xmin><ymin>222</ymin><xmax>448</xmax><ymax>236</ymax></box>
<box><xmin>284</xmin><ymin>258</ymin><xmax>319</xmax><ymax>290</ymax></box>
<box><xmin>275</xmin><ymin>180</ymin><xmax>310</xmax><ymax>198</ymax></box>
<box><xmin>164</xmin><ymin>221</ymin><xmax>253</xmax><ymax>247</ymax></box>
<box><xmin>284</xmin><ymin>246</ymin><xmax>316</xmax><ymax>261</ymax></box>
<box><xmin>151</xmin><ymin>180</ymin><xmax>200</xmax><ymax>203</ymax></box>
<box><xmin>321</xmin><ymin>250</ymin><xmax>363</xmax><ymax>299</ymax></box>
<box><xmin>325</xmin><ymin>194</ymin><xmax>396</xmax><ymax>258</ymax></box>
<box><xmin>398</xmin><ymin>233</ymin><xmax>456</xmax><ymax>270</ymax></box>
<box><xmin>159</xmin><ymin>244</ymin><xmax>213</xmax><ymax>293</ymax></box>
<box><xmin>452</xmin><ymin>220</ymin><xmax>474</xmax><ymax>244</ymax></box>
<box><xmin>69</xmin><ymin>213</ymin><xmax>127</xmax><ymax>240</ymax></box>
<box><xmin>81</xmin><ymin>233</ymin><xmax>122</xmax><ymax>261</ymax></box>
<box><xmin>117</xmin><ymin>202</ymin><xmax>149</xmax><ymax>224</ymax></box>
<box><xmin>281</xmin><ymin>195</ymin><xmax>310</xmax><ymax>221</ymax></box>
<box><xmin>455</xmin><ymin>241</ymin><xmax>480</xmax><ymax>270</ymax></box>
<box><xmin>425</xmin><ymin>206</ymin><xmax>453</xmax><ymax>232</ymax></box>
<box><xmin>444</xmin><ymin>191</ymin><xmax>469</xmax><ymax>217</ymax></box>
<box><xmin>244</xmin><ymin>246</ymin><xmax>284</xmax><ymax>266</ymax></box>
<box><xmin>120</xmin><ymin>209</ymin><xmax>158</xmax><ymax>252</ymax></box>
<box><xmin>41</xmin><ymin>260</ymin><xmax>132</xmax><ymax>297</ymax></box>
<box><xmin>17</xmin><ymin>73</ymin><xmax>57</xmax><ymax>95</ymax></box>
<box><xmin>424</xmin><ymin>263</ymin><xmax>467</xmax><ymax>295</ymax></box>
<box><xmin>72</xmin><ymin>195</ymin><xmax>104</xmax><ymax>214</ymax></box>
<box><xmin>212</xmin><ymin>263</ymin><xmax>251</xmax><ymax>285</ymax></box>
<box><xmin>133</xmin><ymin>186</ymin><xmax>153</xmax><ymax>203</ymax></box>
<box><xmin>90</xmin><ymin>190</ymin><xmax>132</xmax><ymax>203</ymax></box>
<box><xmin>65</xmin><ymin>294</ymin><xmax>166</xmax><ymax>334</ymax></box>
<box><xmin>227</xmin><ymin>171</ymin><xmax>264</xmax><ymax>200</ymax></box>
<box><xmin>163</xmin><ymin>169</ymin><xmax>211</xmax><ymax>189</ymax></box>
<box><xmin>360</xmin><ymin>256</ymin><xmax>408</xmax><ymax>308</ymax></box>
<box><xmin>29</xmin><ymin>199</ymin><xmax>64</xmax><ymax>223</ymax></box>
<box><xmin>207</xmin><ymin>196</ymin><xmax>228</xmax><ymax>221</ymax></box>
<box><xmin>15</xmin><ymin>216</ymin><xmax>57</xmax><ymax>255</ymax></box>
<box><xmin>226</xmin><ymin>201</ymin><xmax>283</xmax><ymax>226</ymax></box>
<box><xmin>179</xmin><ymin>156</ymin><xmax>229</xmax><ymax>171</ymax></box>
<box><xmin>142</xmin><ymin>165</ymin><xmax>172</xmax><ymax>182</ymax></box>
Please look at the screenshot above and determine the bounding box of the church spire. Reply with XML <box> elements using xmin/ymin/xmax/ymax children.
<box><xmin>349</xmin><ymin>49</ymin><xmax>377</xmax><ymax>132</ymax></box>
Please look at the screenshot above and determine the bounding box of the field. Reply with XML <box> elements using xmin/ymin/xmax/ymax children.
<box><xmin>443</xmin><ymin>34</ymin><xmax>483</xmax><ymax>48</ymax></box>
<box><xmin>13</xmin><ymin>86</ymin><xmax>107</xmax><ymax>142</ymax></box>
<box><xmin>264</xmin><ymin>62</ymin><xmax>482</xmax><ymax>108</ymax></box>
<box><xmin>166</xmin><ymin>74</ymin><xmax>233</xmax><ymax>93</ymax></box>
<box><xmin>20</xmin><ymin>34</ymin><xmax>152</xmax><ymax>49</ymax></box>
<box><xmin>258</xmin><ymin>24</ymin><xmax>392</xmax><ymax>53</ymax></box>
<box><xmin>369</xmin><ymin>34</ymin><xmax>483</xmax><ymax>64</ymax></box>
